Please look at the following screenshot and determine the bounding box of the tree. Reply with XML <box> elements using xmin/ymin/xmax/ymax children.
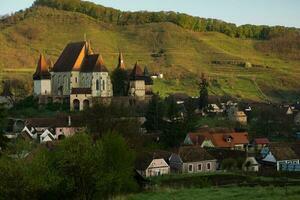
<box><xmin>0</xmin><ymin>104</ymin><xmax>9</xmax><ymax>151</ymax></box>
<box><xmin>111</xmin><ymin>68</ymin><xmax>128</xmax><ymax>96</ymax></box>
<box><xmin>144</xmin><ymin>93</ymin><xmax>165</xmax><ymax>131</ymax></box>
<box><xmin>199</xmin><ymin>73</ymin><xmax>208</xmax><ymax>110</ymax></box>
<box><xmin>95</xmin><ymin>132</ymin><xmax>137</xmax><ymax>198</ymax></box>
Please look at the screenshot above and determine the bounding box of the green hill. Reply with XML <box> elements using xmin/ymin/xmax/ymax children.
<box><xmin>0</xmin><ymin>5</ymin><xmax>300</xmax><ymax>102</ymax></box>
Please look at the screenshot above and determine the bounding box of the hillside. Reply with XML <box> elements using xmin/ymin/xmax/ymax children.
<box><xmin>0</xmin><ymin>6</ymin><xmax>300</xmax><ymax>101</ymax></box>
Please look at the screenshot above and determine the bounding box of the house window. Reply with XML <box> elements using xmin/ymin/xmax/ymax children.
<box><xmin>188</xmin><ymin>164</ymin><xmax>193</xmax><ymax>172</ymax></box>
<box><xmin>207</xmin><ymin>162</ymin><xmax>211</xmax><ymax>170</ymax></box>
<box><xmin>198</xmin><ymin>164</ymin><xmax>202</xmax><ymax>171</ymax></box>
<box><xmin>75</xmin><ymin>77</ymin><xmax>78</xmax><ymax>83</ymax></box>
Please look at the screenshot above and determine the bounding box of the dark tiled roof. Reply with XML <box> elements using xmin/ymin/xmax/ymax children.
<box><xmin>206</xmin><ymin>148</ymin><xmax>247</xmax><ymax>161</ymax></box>
<box><xmin>53</xmin><ymin>42</ymin><xmax>86</xmax><ymax>72</ymax></box>
<box><xmin>269</xmin><ymin>143</ymin><xmax>300</xmax><ymax>161</ymax></box>
<box><xmin>130</xmin><ymin>62</ymin><xmax>144</xmax><ymax>80</ymax></box>
<box><xmin>179</xmin><ymin>146</ymin><xmax>215</xmax><ymax>162</ymax></box>
<box><xmin>33</xmin><ymin>54</ymin><xmax>51</xmax><ymax>80</ymax></box>
<box><xmin>71</xmin><ymin>88</ymin><xmax>92</xmax><ymax>94</ymax></box>
<box><xmin>81</xmin><ymin>54</ymin><xmax>108</xmax><ymax>72</ymax></box>
<box><xmin>25</xmin><ymin>115</ymin><xmax>84</xmax><ymax>128</ymax></box>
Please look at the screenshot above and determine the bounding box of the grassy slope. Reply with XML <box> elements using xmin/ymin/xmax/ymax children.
<box><xmin>122</xmin><ymin>186</ymin><xmax>300</xmax><ymax>200</ymax></box>
<box><xmin>0</xmin><ymin>7</ymin><xmax>300</xmax><ymax>101</ymax></box>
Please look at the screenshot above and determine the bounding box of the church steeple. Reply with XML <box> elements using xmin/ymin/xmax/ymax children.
<box><xmin>33</xmin><ymin>54</ymin><xmax>51</xmax><ymax>80</ymax></box>
<box><xmin>117</xmin><ymin>52</ymin><xmax>125</xmax><ymax>69</ymax></box>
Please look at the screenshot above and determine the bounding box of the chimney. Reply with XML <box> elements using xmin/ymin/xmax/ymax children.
<box><xmin>68</xmin><ymin>116</ymin><xmax>71</xmax><ymax>127</ymax></box>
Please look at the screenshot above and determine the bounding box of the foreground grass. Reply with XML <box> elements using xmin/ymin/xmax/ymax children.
<box><xmin>122</xmin><ymin>186</ymin><xmax>300</xmax><ymax>200</ymax></box>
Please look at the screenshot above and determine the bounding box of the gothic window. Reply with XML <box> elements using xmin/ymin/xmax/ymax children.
<box><xmin>102</xmin><ymin>80</ymin><xmax>105</xmax><ymax>91</ymax></box>
<box><xmin>96</xmin><ymin>80</ymin><xmax>100</xmax><ymax>90</ymax></box>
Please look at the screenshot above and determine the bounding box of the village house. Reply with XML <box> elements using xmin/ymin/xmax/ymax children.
<box><xmin>242</xmin><ymin>157</ymin><xmax>259</xmax><ymax>172</ymax></box>
<box><xmin>207</xmin><ymin>104</ymin><xmax>223</xmax><ymax>114</ymax></box>
<box><xmin>260</xmin><ymin>143</ymin><xmax>300</xmax><ymax>171</ymax></box>
<box><xmin>227</xmin><ymin>106</ymin><xmax>247</xmax><ymax>125</ymax></box>
<box><xmin>135</xmin><ymin>151</ymin><xmax>171</xmax><ymax>177</ymax></box>
<box><xmin>20</xmin><ymin>115</ymin><xmax>85</xmax><ymax>143</ymax></box>
<box><xmin>252</xmin><ymin>138</ymin><xmax>270</xmax><ymax>150</ymax></box>
<box><xmin>184</xmin><ymin>128</ymin><xmax>249</xmax><ymax>150</ymax></box>
<box><xmin>171</xmin><ymin>146</ymin><xmax>217</xmax><ymax>174</ymax></box>
<box><xmin>33</xmin><ymin>41</ymin><xmax>153</xmax><ymax>110</ymax></box>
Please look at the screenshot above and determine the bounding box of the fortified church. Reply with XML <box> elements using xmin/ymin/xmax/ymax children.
<box><xmin>33</xmin><ymin>41</ymin><xmax>153</xmax><ymax>110</ymax></box>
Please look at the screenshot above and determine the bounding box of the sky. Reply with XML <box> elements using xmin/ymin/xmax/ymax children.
<box><xmin>1</xmin><ymin>0</ymin><xmax>300</xmax><ymax>27</ymax></box>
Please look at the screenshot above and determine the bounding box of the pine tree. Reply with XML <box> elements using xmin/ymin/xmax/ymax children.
<box><xmin>199</xmin><ymin>73</ymin><xmax>208</xmax><ymax>110</ymax></box>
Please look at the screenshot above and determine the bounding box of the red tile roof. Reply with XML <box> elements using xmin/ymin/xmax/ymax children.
<box><xmin>179</xmin><ymin>146</ymin><xmax>215</xmax><ymax>162</ymax></box>
<box><xmin>254</xmin><ymin>138</ymin><xmax>270</xmax><ymax>145</ymax></box>
<box><xmin>188</xmin><ymin>130</ymin><xmax>249</xmax><ymax>148</ymax></box>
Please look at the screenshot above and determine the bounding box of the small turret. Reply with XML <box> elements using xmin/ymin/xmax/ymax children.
<box><xmin>117</xmin><ymin>52</ymin><xmax>126</xmax><ymax>69</ymax></box>
<box><xmin>33</xmin><ymin>54</ymin><xmax>52</xmax><ymax>96</ymax></box>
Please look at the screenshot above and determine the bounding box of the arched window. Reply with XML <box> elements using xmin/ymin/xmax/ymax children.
<box><xmin>102</xmin><ymin>80</ymin><xmax>105</xmax><ymax>91</ymax></box>
<box><xmin>96</xmin><ymin>80</ymin><xmax>100</xmax><ymax>90</ymax></box>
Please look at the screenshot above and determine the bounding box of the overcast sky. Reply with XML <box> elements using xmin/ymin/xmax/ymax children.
<box><xmin>1</xmin><ymin>0</ymin><xmax>300</xmax><ymax>27</ymax></box>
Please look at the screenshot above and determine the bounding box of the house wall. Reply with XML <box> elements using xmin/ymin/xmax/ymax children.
<box><xmin>129</xmin><ymin>80</ymin><xmax>145</xmax><ymax>97</ymax></box>
<box><xmin>145</xmin><ymin>159</ymin><xmax>170</xmax><ymax>177</ymax></box>
<box><xmin>182</xmin><ymin>160</ymin><xmax>217</xmax><ymax>173</ymax></box>
<box><xmin>55</xmin><ymin>127</ymin><xmax>84</xmax><ymax>138</ymax></box>
<box><xmin>34</xmin><ymin>80</ymin><xmax>51</xmax><ymax>96</ymax></box>
<box><xmin>277</xmin><ymin>159</ymin><xmax>300</xmax><ymax>171</ymax></box>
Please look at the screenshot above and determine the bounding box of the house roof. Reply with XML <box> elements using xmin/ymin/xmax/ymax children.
<box><xmin>135</xmin><ymin>150</ymin><xmax>172</xmax><ymax>170</ymax></box>
<box><xmin>179</xmin><ymin>146</ymin><xmax>215</xmax><ymax>162</ymax></box>
<box><xmin>25</xmin><ymin>115</ymin><xmax>84</xmax><ymax>128</ymax></box>
<box><xmin>206</xmin><ymin>148</ymin><xmax>247</xmax><ymax>161</ymax></box>
<box><xmin>269</xmin><ymin>143</ymin><xmax>299</xmax><ymax>161</ymax></box>
<box><xmin>33</xmin><ymin>54</ymin><xmax>51</xmax><ymax>80</ymax></box>
<box><xmin>71</xmin><ymin>88</ymin><xmax>92</xmax><ymax>94</ymax></box>
<box><xmin>254</xmin><ymin>138</ymin><xmax>270</xmax><ymax>145</ymax></box>
<box><xmin>188</xmin><ymin>129</ymin><xmax>249</xmax><ymax>148</ymax></box>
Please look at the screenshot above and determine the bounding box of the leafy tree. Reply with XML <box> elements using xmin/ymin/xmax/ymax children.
<box><xmin>95</xmin><ymin>132</ymin><xmax>137</xmax><ymax>198</ymax></box>
<box><xmin>161</xmin><ymin>120</ymin><xmax>187</xmax><ymax>148</ymax></box>
<box><xmin>0</xmin><ymin>104</ymin><xmax>9</xmax><ymax>151</ymax></box>
<box><xmin>111</xmin><ymin>68</ymin><xmax>128</xmax><ymax>96</ymax></box>
<box><xmin>144</xmin><ymin>93</ymin><xmax>165</xmax><ymax>131</ymax></box>
<box><xmin>199</xmin><ymin>73</ymin><xmax>208</xmax><ymax>110</ymax></box>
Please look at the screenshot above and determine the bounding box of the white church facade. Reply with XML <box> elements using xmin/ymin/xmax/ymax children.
<box><xmin>33</xmin><ymin>41</ymin><xmax>153</xmax><ymax>111</ymax></box>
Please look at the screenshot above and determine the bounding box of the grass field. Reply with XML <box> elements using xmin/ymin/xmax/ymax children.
<box><xmin>1</xmin><ymin>6</ymin><xmax>300</xmax><ymax>102</ymax></box>
<box><xmin>121</xmin><ymin>186</ymin><xmax>300</xmax><ymax>200</ymax></box>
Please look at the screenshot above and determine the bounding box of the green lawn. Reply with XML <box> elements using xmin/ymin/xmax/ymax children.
<box><xmin>121</xmin><ymin>186</ymin><xmax>300</xmax><ymax>200</ymax></box>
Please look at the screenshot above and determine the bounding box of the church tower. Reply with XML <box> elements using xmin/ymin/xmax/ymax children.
<box><xmin>33</xmin><ymin>54</ymin><xmax>51</xmax><ymax>96</ymax></box>
<box><xmin>128</xmin><ymin>62</ymin><xmax>146</xmax><ymax>97</ymax></box>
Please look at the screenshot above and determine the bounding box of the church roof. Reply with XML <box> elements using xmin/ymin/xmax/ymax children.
<box><xmin>130</xmin><ymin>62</ymin><xmax>144</xmax><ymax>80</ymax></box>
<box><xmin>117</xmin><ymin>52</ymin><xmax>125</xmax><ymax>69</ymax></box>
<box><xmin>33</xmin><ymin>54</ymin><xmax>51</xmax><ymax>80</ymax></box>
<box><xmin>81</xmin><ymin>54</ymin><xmax>108</xmax><ymax>72</ymax></box>
<box><xmin>52</xmin><ymin>41</ymin><xmax>109</xmax><ymax>73</ymax></box>
<box><xmin>53</xmin><ymin>41</ymin><xmax>86</xmax><ymax>72</ymax></box>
